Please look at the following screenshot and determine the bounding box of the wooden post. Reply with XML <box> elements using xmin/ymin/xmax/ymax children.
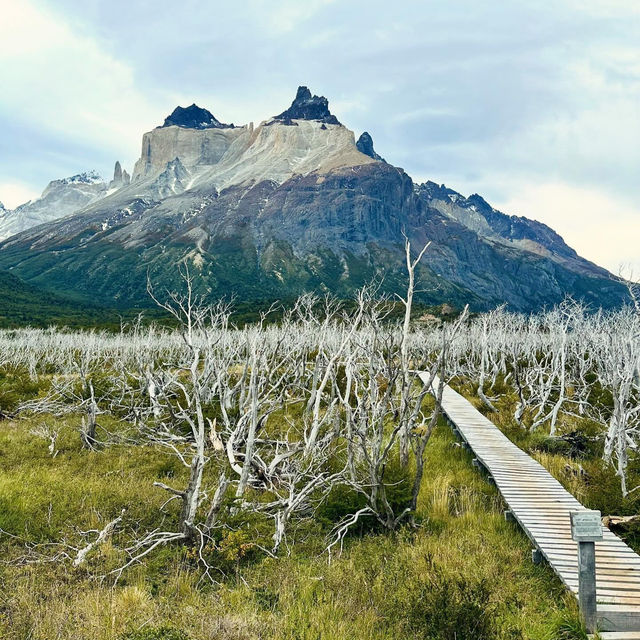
<box><xmin>570</xmin><ymin>510</ymin><xmax>602</xmax><ymax>634</ymax></box>
<box><xmin>577</xmin><ymin>541</ymin><xmax>597</xmax><ymax>633</ymax></box>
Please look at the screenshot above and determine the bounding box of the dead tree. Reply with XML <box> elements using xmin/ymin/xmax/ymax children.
<box><xmin>145</xmin><ymin>266</ymin><xmax>232</xmax><ymax>540</ymax></box>
<box><xmin>409</xmin><ymin>306</ymin><xmax>469</xmax><ymax>514</ymax></box>
<box><xmin>599</xmin><ymin>308</ymin><xmax>640</xmax><ymax>497</ymax></box>
<box><xmin>397</xmin><ymin>235</ymin><xmax>431</xmax><ymax>466</ymax></box>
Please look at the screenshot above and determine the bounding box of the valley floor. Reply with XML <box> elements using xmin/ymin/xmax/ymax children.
<box><xmin>1</xmin><ymin>304</ymin><xmax>637</xmax><ymax>640</ymax></box>
<box><xmin>0</xmin><ymin>411</ymin><xmax>584</xmax><ymax>640</ymax></box>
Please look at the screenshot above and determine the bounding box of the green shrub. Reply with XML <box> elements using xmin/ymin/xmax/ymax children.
<box><xmin>0</xmin><ymin>366</ymin><xmax>43</xmax><ymax>414</ymax></box>
<box><xmin>382</xmin><ymin>553</ymin><xmax>494</xmax><ymax>639</ymax></box>
<box><xmin>531</xmin><ymin>430</ymin><xmax>599</xmax><ymax>459</ymax></box>
<box><xmin>252</xmin><ymin>584</ymin><xmax>280</xmax><ymax>611</ymax></box>
<box><xmin>316</xmin><ymin>482</ymin><xmax>368</xmax><ymax>526</ymax></box>
<box><xmin>609</xmin><ymin>517</ymin><xmax>640</xmax><ymax>549</ymax></box>
<box><xmin>120</xmin><ymin>625</ymin><xmax>191</xmax><ymax>640</ymax></box>
<box><xmin>549</xmin><ymin>613</ymin><xmax>588</xmax><ymax>640</ymax></box>
<box><xmin>375</xmin><ymin>453</ymin><xmax>414</xmax><ymax>517</ymax></box>
<box><xmin>317</xmin><ymin>453</ymin><xmax>413</xmax><ymax>533</ymax></box>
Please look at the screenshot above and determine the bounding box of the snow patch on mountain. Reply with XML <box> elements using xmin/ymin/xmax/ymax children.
<box><xmin>58</xmin><ymin>170</ymin><xmax>104</xmax><ymax>185</ymax></box>
<box><xmin>0</xmin><ymin>162</ymin><xmax>138</xmax><ymax>241</ymax></box>
<box><xmin>0</xmin><ymin>172</ymin><xmax>108</xmax><ymax>241</ymax></box>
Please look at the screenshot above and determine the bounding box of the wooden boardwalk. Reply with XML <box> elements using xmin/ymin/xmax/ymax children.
<box><xmin>422</xmin><ymin>374</ymin><xmax>640</xmax><ymax>635</ymax></box>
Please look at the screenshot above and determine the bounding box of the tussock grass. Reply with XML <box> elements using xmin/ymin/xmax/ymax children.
<box><xmin>531</xmin><ymin>451</ymin><xmax>589</xmax><ymax>502</ymax></box>
<box><xmin>0</xmin><ymin>409</ymin><xmax>585</xmax><ymax>640</ymax></box>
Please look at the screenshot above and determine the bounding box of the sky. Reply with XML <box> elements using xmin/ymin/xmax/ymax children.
<box><xmin>1</xmin><ymin>0</ymin><xmax>639</xmax><ymax>275</ymax></box>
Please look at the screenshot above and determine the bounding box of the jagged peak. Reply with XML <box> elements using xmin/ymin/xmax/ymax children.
<box><xmin>161</xmin><ymin>103</ymin><xmax>234</xmax><ymax>130</ymax></box>
<box><xmin>272</xmin><ymin>85</ymin><xmax>341</xmax><ymax>125</ymax></box>
<box><xmin>162</xmin><ymin>157</ymin><xmax>190</xmax><ymax>177</ymax></box>
<box><xmin>465</xmin><ymin>193</ymin><xmax>493</xmax><ymax>213</ymax></box>
<box><xmin>110</xmin><ymin>161</ymin><xmax>130</xmax><ymax>189</ymax></box>
<box><xmin>149</xmin><ymin>158</ymin><xmax>191</xmax><ymax>198</ymax></box>
<box><xmin>38</xmin><ymin>171</ymin><xmax>105</xmax><ymax>201</ymax></box>
<box><xmin>419</xmin><ymin>183</ymin><xmax>496</xmax><ymax>212</ymax></box>
<box><xmin>356</xmin><ymin>132</ymin><xmax>384</xmax><ymax>162</ymax></box>
<box><xmin>54</xmin><ymin>171</ymin><xmax>105</xmax><ymax>186</ymax></box>
<box><xmin>418</xmin><ymin>181</ymin><xmax>461</xmax><ymax>201</ymax></box>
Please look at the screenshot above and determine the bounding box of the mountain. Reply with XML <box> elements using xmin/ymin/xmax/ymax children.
<box><xmin>0</xmin><ymin>87</ymin><xmax>628</xmax><ymax>312</ymax></box>
<box><xmin>109</xmin><ymin>161</ymin><xmax>131</xmax><ymax>190</ymax></box>
<box><xmin>272</xmin><ymin>85</ymin><xmax>341</xmax><ymax>125</ymax></box>
<box><xmin>0</xmin><ymin>165</ymin><xmax>130</xmax><ymax>241</ymax></box>
<box><xmin>417</xmin><ymin>182</ymin><xmax>599</xmax><ymax>275</ymax></box>
<box><xmin>161</xmin><ymin>104</ymin><xmax>235</xmax><ymax>130</ymax></box>
<box><xmin>0</xmin><ymin>203</ymin><xmax>8</xmax><ymax>229</ymax></box>
<box><xmin>356</xmin><ymin>132</ymin><xmax>385</xmax><ymax>162</ymax></box>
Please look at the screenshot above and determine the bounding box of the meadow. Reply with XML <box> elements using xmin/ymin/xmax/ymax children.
<box><xmin>0</xmin><ymin>288</ymin><xmax>638</xmax><ymax>640</ymax></box>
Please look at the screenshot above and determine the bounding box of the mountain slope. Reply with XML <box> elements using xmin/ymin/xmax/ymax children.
<box><xmin>416</xmin><ymin>181</ymin><xmax>613</xmax><ymax>280</ymax></box>
<box><xmin>0</xmin><ymin>164</ymin><xmax>133</xmax><ymax>241</ymax></box>
<box><xmin>0</xmin><ymin>269</ymin><xmax>116</xmax><ymax>328</ymax></box>
<box><xmin>0</xmin><ymin>87</ymin><xmax>628</xmax><ymax>312</ymax></box>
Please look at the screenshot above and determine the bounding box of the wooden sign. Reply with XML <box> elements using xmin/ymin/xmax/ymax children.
<box><xmin>570</xmin><ymin>510</ymin><xmax>603</xmax><ymax>542</ymax></box>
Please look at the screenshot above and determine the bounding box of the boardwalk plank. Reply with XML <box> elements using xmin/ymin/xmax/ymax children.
<box><xmin>422</xmin><ymin>374</ymin><xmax>640</xmax><ymax>632</ymax></box>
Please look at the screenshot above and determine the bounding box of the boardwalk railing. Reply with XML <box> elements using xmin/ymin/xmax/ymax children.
<box><xmin>421</xmin><ymin>373</ymin><xmax>640</xmax><ymax>635</ymax></box>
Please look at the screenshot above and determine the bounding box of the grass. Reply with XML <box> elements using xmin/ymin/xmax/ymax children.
<box><xmin>0</xmin><ymin>400</ymin><xmax>586</xmax><ymax>640</ymax></box>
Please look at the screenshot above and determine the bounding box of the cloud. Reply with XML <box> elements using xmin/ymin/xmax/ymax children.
<box><xmin>251</xmin><ymin>0</ymin><xmax>338</xmax><ymax>35</ymax></box>
<box><xmin>0</xmin><ymin>1</ymin><xmax>160</xmax><ymax>182</ymax></box>
<box><xmin>566</xmin><ymin>0</ymin><xmax>640</xmax><ymax>17</ymax></box>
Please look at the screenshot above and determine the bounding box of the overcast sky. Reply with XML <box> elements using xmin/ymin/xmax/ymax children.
<box><xmin>1</xmin><ymin>0</ymin><xmax>639</xmax><ymax>274</ymax></box>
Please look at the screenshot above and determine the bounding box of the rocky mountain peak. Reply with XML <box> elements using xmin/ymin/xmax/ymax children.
<box><xmin>0</xmin><ymin>170</ymin><xmax>109</xmax><ymax>241</ymax></box>
<box><xmin>465</xmin><ymin>193</ymin><xmax>492</xmax><ymax>212</ymax></box>
<box><xmin>40</xmin><ymin>171</ymin><xmax>105</xmax><ymax>198</ymax></box>
<box><xmin>161</xmin><ymin>104</ymin><xmax>234</xmax><ymax>130</ymax></box>
<box><xmin>150</xmin><ymin>157</ymin><xmax>191</xmax><ymax>199</ymax></box>
<box><xmin>418</xmin><ymin>180</ymin><xmax>464</xmax><ymax>203</ymax></box>
<box><xmin>60</xmin><ymin>170</ymin><xmax>104</xmax><ymax>186</ymax></box>
<box><xmin>109</xmin><ymin>161</ymin><xmax>131</xmax><ymax>190</ymax></box>
<box><xmin>273</xmin><ymin>86</ymin><xmax>341</xmax><ymax>125</ymax></box>
<box><xmin>356</xmin><ymin>132</ymin><xmax>385</xmax><ymax>162</ymax></box>
<box><xmin>295</xmin><ymin>86</ymin><xmax>312</xmax><ymax>101</ymax></box>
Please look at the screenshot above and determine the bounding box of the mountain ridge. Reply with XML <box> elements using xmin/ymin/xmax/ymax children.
<box><xmin>0</xmin><ymin>86</ymin><xmax>628</xmax><ymax>313</ymax></box>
